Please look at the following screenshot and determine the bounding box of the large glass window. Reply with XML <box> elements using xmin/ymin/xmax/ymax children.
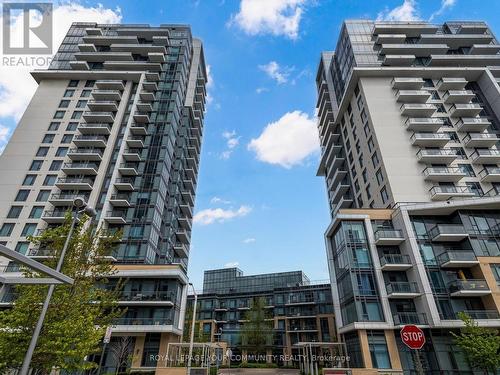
<box><xmin>368</xmin><ymin>331</ymin><xmax>391</xmax><ymax>369</ymax></box>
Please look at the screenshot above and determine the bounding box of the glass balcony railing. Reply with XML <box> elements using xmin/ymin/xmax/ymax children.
<box><xmin>448</xmin><ymin>279</ymin><xmax>490</xmax><ymax>293</ymax></box>
<box><xmin>441</xmin><ymin>310</ymin><xmax>500</xmax><ymax>320</ymax></box>
<box><xmin>428</xmin><ymin>224</ymin><xmax>468</xmax><ymax>239</ymax></box>
<box><xmin>374</xmin><ymin>229</ymin><xmax>404</xmax><ymax>241</ymax></box>
<box><xmin>436</xmin><ymin>250</ymin><xmax>477</xmax><ymax>265</ymax></box>
<box><xmin>117</xmin><ymin>290</ymin><xmax>177</xmax><ymax>302</ymax></box>
<box><xmin>393</xmin><ymin>312</ymin><xmax>427</xmax><ymax>325</ymax></box>
<box><xmin>386</xmin><ymin>281</ymin><xmax>420</xmax><ymax>294</ymax></box>
<box><xmin>380</xmin><ymin>254</ymin><xmax>411</xmax><ymax>266</ymax></box>
<box><xmin>113</xmin><ymin>317</ymin><xmax>173</xmax><ymax>326</ymax></box>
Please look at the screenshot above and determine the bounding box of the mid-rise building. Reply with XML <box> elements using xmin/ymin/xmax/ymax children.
<box><xmin>0</xmin><ymin>22</ymin><xmax>207</xmax><ymax>372</ymax></box>
<box><xmin>317</xmin><ymin>20</ymin><xmax>500</xmax><ymax>374</ymax></box>
<box><xmin>188</xmin><ymin>267</ymin><xmax>336</xmax><ymax>365</ymax></box>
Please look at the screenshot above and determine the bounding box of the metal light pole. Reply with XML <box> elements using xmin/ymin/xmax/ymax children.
<box><xmin>187</xmin><ymin>282</ymin><xmax>197</xmax><ymax>375</ymax></box>
<box><xmin>20</xmin><ymin>198</ymin><xmax>96</xmax><ymax>375</ymax></box>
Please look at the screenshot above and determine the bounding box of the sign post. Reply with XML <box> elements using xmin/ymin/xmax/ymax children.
<box><xmin>400</xmin><ymin>325</ymin><xmax>425</xmax><ymax>375</ymax></box>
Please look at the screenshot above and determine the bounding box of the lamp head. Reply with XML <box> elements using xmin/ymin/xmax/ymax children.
<box><xmin>73</xmin><ymin>197</ymin><xmax>87</xmax><ymax>209</ymax></box>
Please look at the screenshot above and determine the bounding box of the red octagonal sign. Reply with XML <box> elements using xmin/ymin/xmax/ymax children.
<box><xmin>400</xmin><ymin>325</ymin><xmax>425</xmax><ymax>350</ymax></box>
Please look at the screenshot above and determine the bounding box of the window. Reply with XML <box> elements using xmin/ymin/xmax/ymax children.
<box><xmin>15</xmin><ymin>190</ymin><xmax>30</xmax><ymax>201</ymax></box>
<box><xmin>366</xmin><ymin>183</ymin><xmax>372</xmax><ymax>200</ymax></box>
<box><xmin>76</xmin><ymin>100</ymin><xmax>88</xmax><ymax>108</ymax></box>
<box><xmin>85</xmin><ymin>80</ymin><xmax>95</xmax><ymax>87</ymax></box>
<box><xmin>367</xmin><ymin>136</ymin><xmax>374</xmax><ymax>152</ymax></box>
<box><xmin>22</xmin><ymin>174</ymin><xmax>37</xmax><ymax>186</ymax></box>
<box><xmin>371</xmin><ymin>151</ymin><xmax>379</xmax><ymax>168</ymax></box>
<box><xmin>0</xmin><ymin>223</ymin><xmax>14</xmax><ymax>236</ymax></box>
<box><xmin>36</xmin><ymin>190</ymin><xmax>50</xmax><ymax>202</ymax></box>
<box><xmin>55</xmin><ymin>147</ymin><xmax>68</xmax><ymax>157</ymax></box>
<box><xmin>360</xmin><ymin>109</ymin><xmax>367</xmax><ymax>122</ymax></box>
<box><xmin>466</xmin><ymin>182</ymin><xmax>483</xmax><ymax>196</ymax></box>
<box><xmin>7</xmin><ymin>206</ymin><xmax>22</xmax><ymax>219</ymax></box>
<box><xmin>458</xmin><ymin>164</ymin><xmax>475</xmax><ymax>177</ymax></box>
<box><xmin>30</xmin><ymin>160</ymin><xmax>43</xmax><ymax>171</ymax></box>
<box><xmin>59</xmin><ymin>100</ymin><xmax>70</xmax><ymax>108</ymax></box>
<box><xmin>42</xmin><ymin>134</ymin><xmax>55</xmax><ymax>143</ymax></box>
<box><xmin>66</xmin><ymin>122</ymin><xmax>78</xmax><ymax>131</ymax></box>
<box><xmin>21</xmin><ymin>223</ymin><xmax>37</xmax><ymax>237</ymax></box>
<box><xmin>68</xmin><ymin>79</ymin><xmax>79</xmax><ymax>87</ymax></box>
<box><xmin>49</xmin><ymin>160</ymin><xmax>62</xmax><ymax>171</ymax></box>
<box><xmin>491</xmin><ymin>264</ymin><xmax>500</xmax><ymax>285</ymax></box>
<box><xmin>380</xmin><ymin>186</ymin><xmax>389</xmax><ymax>204</ymax></box>
<box><xmin>376</xmin><ymin>168</ymin><xmax>384</xmax><ymax>185</ymax></box>
<box><xmin>29</xmin><ymin>206</ymin><xmax>44</xmax><ymax>219</ymax></box>
<box><xmin>362</xmin><ymin>169</ymin><xmax>368</xmax><ymax>183</ymax></box>
<box><xmin>80</xmin><ymin>90</ymin><xmax>91</xmax><ymax>97</ymax></box>
<box><xmin>43</xmin><ymin>175</ymin><xmax>57</xmax><ymax>186</ymax></box>
<box><xmin>61</xmin><ymin>134</ymin><xmax>73</xmax><ymax>143</ymax></box>
<box><xmin>368</xmin><ymin>331</ymin><xmax>391</xmax><ymax>369</ymax></box>
<box><xmin>53</xmin><ymin>111</ymin><xmax>65</xmax><ymax>119</ymax></box>
<box><xmin>14</xmin><ymin>242</ymin><xmax>29</xmax><ymax>255</ymax></box>
<box><xmin>71</xmin><ymin>111</ymin><xmax>82</xmax><ymax>119</ymax></box>
<box><xmin>48</xmin><ymin>122</ymin><xmax>60</xmax><ymax>131</ymax></box>
<box><xmin>36</xmin><ymin>147</ymin><xmax>49</xmax><ymax>157</ymax></box>
<box><xmin>363</xmin><ymin>122</ymin><xmax>370</xmax><ymax>137</ymax></box>
<box><xmin>63</xmin><ymin>89</ymin><xmax>75</xmax><ymax>97</ymax></box>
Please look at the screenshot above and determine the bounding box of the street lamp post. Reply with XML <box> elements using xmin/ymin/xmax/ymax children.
<box><xmin>20</xmin><ymin>198</ymin><xmax>96</xmax><ymax>375</ymax></box>
<box><xmin>187</xmin><ymin>283</ymin><xmax>197</xmax><ymax>375</ymax></box>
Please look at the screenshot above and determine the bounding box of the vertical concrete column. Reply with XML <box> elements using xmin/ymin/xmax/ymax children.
<box><xmin>358</xmin><ymin>330</ymin><xmax>373</xmax><ymax>369</ymax></box>
<box><xmin>132</xmin><ymin>335</ymin><xmax>146</xmax><ymax>368</ymax></box>
<box><xmin>385</xmin><ymin>330</ymin><xmax>402</xmax><ymax>370</ymax></box>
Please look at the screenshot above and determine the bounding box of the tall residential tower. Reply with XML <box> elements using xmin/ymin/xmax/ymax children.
<box><xmin>0</xmin><ymin>23</ymin><xmax>206</xmax><ymax>372</ymax></box>
<box><xmin>317</xmin><ymin>20</ymin><xmax>500</xmax><ymax>374</ymax></box>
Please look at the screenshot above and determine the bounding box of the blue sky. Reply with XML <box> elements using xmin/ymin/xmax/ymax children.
<box><xmin>3</xmin><ymin>0</ymin><xmax>500</xmax><ymax>288</ymax></box>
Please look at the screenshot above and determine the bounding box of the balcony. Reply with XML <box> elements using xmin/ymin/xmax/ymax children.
<box><xmin>400</xmin><ymin>103</ymin><xmax>436</xmax><ymax>117</ymax></box>
<box><xmin>109</xmin><ymin>194</ymin><xmax>131</xmax><ymax>207</ymax></box>
<box><xmin>181</xmin><ymin>190</ymin><xmax>194</xmax><ymax>206</ymax></box>
<box><xmin>380</xmin><ymin>44</ymin><xmax>448</xmax><ymax>57</ymax></box>
<box><xmin>375</xmin><ymin>34</ymin><xmax>406</xmax><ymax>44</ymax></box>
<box><xmin>49</xmin><ymin>193</ymin><xmax>89</xmax><ymax>206</ymax></box>
<box><xmin>42</xmin><ymin>210</ymin><xmax>67</xmax><ymax>224</ymax></box>
<box><xmin>69</xmin><ymin>61</ymin><xmax>89</xmax><ymax>70</ymax></box>
<box><xmin>118</xmin><ymin>162</ymin><xmax>138</xmax><ymax>176</ymax></box>
<box><xmin>469</xmin><ymin>149</ymin><xmax>500</xmax><ymax>164</ymax></box>
<box><xmin>103</xmin><ymin>61</ymin><xmax>162</xmax><ymax>71</ymax></box>
<box><xmin>55</xmin><ymin>177</ymin><xmax>94</xmax><ymax>190</ymax></box>
<box><xmin>443</xmin><ymin>90</ymin><xmax>475</xmax><ymax>104</ymax></box>
<box><xmin>61</xmin><ymin>162</ymin><xmax>99</xmax><ymax>175</ymax></box>
<box><xmin>420</xmin><ymin>34</ymin><xmax>493</xmax><ymax>49</ymax></box>
<box><xmin>126</xmin><ymin>136</ymin><xmax>145</xmax><ymax>148</ymax></box>
<box><xmin>396</xmin><ymin>90</ymin><xmax>431</xmax><ymax>103</ymax></box>
<box><xmin>436</xmin><ymin>78</ymin><xmax>468</xmax><ymax>91</ymax></box>
<box><xmin>405</xmin><ymin>118</ymin><xmax>444</xmax><ymax>132</ymax></box>
<box><xmin>142</xmin><ymin>81</ymin><xmax>158</xmax><ymax>91</ymax></box>
<box><xmin>449</xmin><ymin>279</ymin><xmax>491</xmax><ymax>297</ymax></box>
<box><xmin>462</xmin><ymin>133</ymin><xmax>499</xmax><ymax>148</ymax></box>
<box><xmin>391</xmin><ymin>77</ymin><xmax>424</xmax><ymax>90</ymax></box>
<box><xmin>174</xmin><ymin>243</ymin><xmax>189</xmax><ymax>258</ymax></box>
<box><xmin>330</xmin><ymin>183</ymin><xmax>350</xmax><ymax>204</ymax></box>
<box><xmin>117</xmin><ymin>291</ymin><xmax>176</xmax><ymax>306</ymax></box>
<box><xmin>78</xmin><ymin>43</ymin><xmax>96</xmax><ymax>52</ymax></box>
<box><xmin>77</xmin><ymin>123</ymin><xmax>111</xmax><ymax>135</ymax></box>
<box><xmin>423</xmin><ymin>167</ymin><xmax>466</xmax><ymax>182</ymax></box>
<box><xmin>28</xmin><ymin>247</ymin><xmax>56</xmax><ymax>259</ymax></box>
<box><xmin>185</xmin><ymin>168</ymin><xmax>196</xmax><ymax>181</ymax></box>
<box><xmin>450</xmin><ymin>103</ymin><xmax>482</xmax><ymax>117</ymax></box>
<box><xmin>176</xmin><ymin>229</ymin><xmax>190</xmax><ymax>244</ymax></box>
<box><xmin>437</xmin><ymin>251</ymin><xmax>479</xmax><ymax>268</ymax></box>
<box><xmin>136</xmin><ymin>101</ymin><xmax>153</xmax><ymax>112</ymax></box>
<box><xmin>67</xmin><ymin>148</ymin><xmax>103</xmax><ymax>161</ymax></box>
<box><xmin>383</xmin><ymin>55</ymin><xmax>415</xmax><ymax>66</ymax></box>
<box><xmin>87</xmin><ymin>100</ymin><xmax>118</xmax><ymax>112</ymax></box>
<box><xmin>122</xmin><ymin>149</ymin><xmax>141</xmax><ymax>162</ymax></box>
<box><xmin>386</xmin><ymin>282</ymin><xmax>420</xmax><ymax>299</ymax></box>
<box><xmin>445</xmin><ymin>310</ymin><xmax>500</xmax><ymax>320</ymax></box>
<box><xmin>328</xmin><ymin>169</ymin><xmax>348</xmax><ymax>190</ymax></box>
<box><xmin>479</xmin><ymin>167</ymin><xmax>500</xmax><ymax>182</ymax></box>
<box><xmin>104</xmin><ymin>211</ymin><xmax>128</xmax><ymax>224</ymax></box>
<box><xmin>430</xmin><ymin>55</ymin><xmax>500</xmax><ymax>67</ymax></box>
<box><xmin>133</xmin><ymin>112</ymin><xmax>150</xmax><ymax>124</ymax></box>
<box><xmin>393</xmin><ymin>312</ymin><xmax>428</xmax><ymax>326</ymax></box>
<box><xmin>73</xmin><ymin>135</ymin><xmax>107</xmax><ymax>148</ymax></box>
<box><xmin>130</xmin><ymin>123</ymin><xmax>148</xmax><ymax>135</ymax></box>
<box><xmin>114</xmin><ymin>178</ymin><xmax>135</xmax><ymax>191</ymax></box>
<box><xmin>374</xmin><ymin>229</ymin><xmax>405</xmax><ymax>245</ymax></box>
<box><xmin>183</xmin><ymin>179</ymin><xmax>195</xmax><ymax>194</ymax></box>
<box><xmin>83</xmin><ymin>111</ymin><xmax>115</xmax><ymax>123</ymax></box>
<box><xmin>429</xmin><ymin>185</ymin><xmax>475</xmax><ymax>201</ymax></box>
<box><xmin>178</xmin><ymin>216</ymin><xmax>191</xmax><ymax>231</ymax></box>
<box><xmin>380</xmin><ymin>254</ymin><xmax>412</xmax><ymax>271</ymax></box>
<box><xmin>139</xmin><ymin>91</ymin><xmax>155</xmax><ymax>102</ymax></box>
<box><xmin>180</xmin><ymin>204</ymin><xmax>192</xmax><ymax>219</ymax></box>
<box><xmin>110</xmin><ymin>44</ymin><xmax>166</xmax><ymax>55</ymax></box>
<box><xmin>373</xmin><ymin>22</ymin><xmax>439</xmax><ymax>36</ymax></box>
<box><xmin>95</xmin><ymin>80</ymin><xmax>125</xmax><ymax>91</ymax></box>
<box><xmin>111</xmin><ymin>317</ymin><xmax>173</xmax><ymax>333</ymax></box>
<box><xmin>410</xmin><ymin>132</ymin><xmax>450</xmax><ymax>147</ymax></box>
<box><xmin>416</xmin><ymin>149</ymin><xmax>457</xmax><ymax>163</ymax></box>
<box><xmin>91</xmin><ymin>90</ymin><xmax>121</xmax><ymax>101</ymax></box>
<box><xmin>456</xmin><ymin>117</ymin><xmax>491</xmax><ymax>132</ymax></box>
<box><xmin>469</xmin><ymin>44</ymin><xmax>500</xmax><ymax>54</ymax></box>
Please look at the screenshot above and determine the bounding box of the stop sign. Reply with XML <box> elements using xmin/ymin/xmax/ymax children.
<box><xmin>400</xmin><ymin>325</ymin><xmax>425</xmax><ymax>349</ymax></box>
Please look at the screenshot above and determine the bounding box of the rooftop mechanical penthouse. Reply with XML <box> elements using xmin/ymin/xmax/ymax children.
<box><xmin>0</xmin><ymin>22</ymin><xmax>207</xmax><ymax>373</ymax></box>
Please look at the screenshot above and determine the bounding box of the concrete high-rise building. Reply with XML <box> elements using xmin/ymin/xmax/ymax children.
<box><xmin>317</xmin><ymin>20</ymin><xmax>500</xmax><ymax>374</ymax></box>
<box><xmin>0</xmin><ymin>23</ymin><xmax>207</xmax><ymax>372</ymax></box>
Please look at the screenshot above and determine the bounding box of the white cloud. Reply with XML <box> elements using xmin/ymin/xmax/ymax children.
<box><xmin>193</xmin><ymin>206</ymin><xmax>252</xmax><ymax>225</ymax></box>
<box><xmin>0</xmin><ymin>3</ymin><xmax>122</xmax><ymax>123</ymax></box>
<box><xmin>377</xmin><ymin>0</ymin><xmax>420</xmax><ymax>21</ymax></box>
<box><xmin>229</xmin><ymin>0</ymin><xmax>308</xmax><ymax>40</ymax></box>
<box><xmin>210</xmin><ymin>196</ymin><xmax>232</xmax><ymax>204</ymax></box>
<box><xmin>220</xmin><ymin>130</ymin><xmax>240</xmax><ymax>160</ymax></box>
<box><xmin>243</xmin><ymin>238</ymin><xmax>256</xmax><ymax>244</ymax></box>
<box><xmin>256</xmin><ymin>87</ymin><xmax>269</xmax><ymax>94</ymax></box>
<box><xmin>0</xmin><ymin>125</ymin><xmax>11</xmax><ymax>154</ymax></box>
<box><xmin>224</xmin><ymin>262</ymin><xmax>240</xmax><ymax>268</ymax></box>
<box><xmin>429</xmin><ymin>0</ymin><xmax>456</xmax><ymax>21</ymax></box>
<box><xmin>248</xmin><ymin>110</ymin><xmax>319</xmax><ymax>168</ymax></box>
<box><xmin>206</xmin><ymin>64</ymin><xmax>214</xmax><ymax>105</ymax></box>
<box><xmin>259</xmin><ymin>61</ymin><xmax>294</xmax><ymax>84</ymax></box>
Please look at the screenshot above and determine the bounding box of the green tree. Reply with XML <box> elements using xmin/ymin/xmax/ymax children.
<box><xmin>183</xmin><ymin>306</ymin><xmax>211</xmax><ymax>343</ymax></box>
<box><xmin>241</xmin><ymin>297</ymin><xmax>273</xmax><ymax>355</ymax></box>
<box><xmin>0</xmin><ymin>214</ymin><xmax>124</xmax><ymax>374</ymax></box>
<box><xmin>451</xmin><ymin>312</ymin><xmax>500</xmax><ymax>374</ymax></box>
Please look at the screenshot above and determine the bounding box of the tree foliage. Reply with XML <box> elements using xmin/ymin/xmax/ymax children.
<box><xmin>183</xmin><ymin>306</ymin><xmax>211</xmax><ymax>343</ymax></box>
<box><xmin>451</xmin><ymin>312</ymin><xmax>500</xmax><ymax>374</ymax></box>
<box><xmin>0</xmin><ymin>214</ymin><xmax>124</xmax><ymax>374</ymax></box>
<box><xmin>241</xmin><ymin>297</ymin><xmax>273</xmax><ymax>354</ymax></box>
